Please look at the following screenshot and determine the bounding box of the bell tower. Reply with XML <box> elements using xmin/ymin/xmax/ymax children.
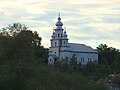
<box><xmin>51</xmin><ymin>13</ymin><xmax>63</xmax><ymax>46</ymax></box>
<box><xmin>48</xmin><ymin>13</ymin><xmax>69</xmax><ymax>64</ymax></box>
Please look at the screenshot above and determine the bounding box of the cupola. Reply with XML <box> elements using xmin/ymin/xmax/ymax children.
<box><xmin>51</xmin><ymin>31</ymin><xmax>55</xmax><ymax>38</ymax></box>
<box><xmin>62</xmin><ymin>31</ymin><xmax>68</xmax><ymax>39</ymax></box>
<box><xmin>54</xmin><ymin>13</ymin><xmax>64</xmax><ymax>30</ymax></box>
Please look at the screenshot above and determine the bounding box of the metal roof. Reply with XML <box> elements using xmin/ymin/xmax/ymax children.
<box><xmin>69</xmin><ymin>43</ymin><xmax>97</xmax><ymax>53</ymax></box>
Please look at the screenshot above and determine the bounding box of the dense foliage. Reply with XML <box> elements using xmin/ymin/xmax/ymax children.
<box><xmin>0</xmin><ymin>23</ymin><xmax>48</xmax><ymax>64</ymax></box>
<box><xmin>0</xmin><ymin>23</ymin><xmax>48</xmax><ymax>90</ymax></box>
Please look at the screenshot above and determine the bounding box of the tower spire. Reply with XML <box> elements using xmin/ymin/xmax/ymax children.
<box><xmin>58</xmin><ymin>12</ymin><xmax>60</xmax><ymax>17</ymax></box>
<box><xmin>57</xmin><ymin>12</ymin><xmax>61</xmax><ymax>21</ymax></box>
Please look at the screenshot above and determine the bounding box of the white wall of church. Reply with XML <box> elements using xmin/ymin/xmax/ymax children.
<box><xmin>60</xmin><ymin>46</ymin><xmax>70</xmax><ymax>51</ymax></box>
<box><xmin>59</xmin><ymin>51</ymin><xmax>98</xmax><ymax>65</ymax></box>
<box><xmin>49</xmin><ymin>47</ymin><xmax>60</xmax><ymax>57</ymax></box>
<box><xmin>54</xmin><ymin>31</ymin><xmax>63</xmax><ymax>39</ymax></box>
<box><xmin>70</xmin><ymin>52</ymin><xmax>98</xmax><ymax>65</ymax></box>
<box><xmin>60</xmin><ymin>52</ymin><xmax>71</xmax><ymax>59</ymax></box>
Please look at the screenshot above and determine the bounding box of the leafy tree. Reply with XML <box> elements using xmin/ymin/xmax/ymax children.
<box><xmin>96</xmin><ymin>44</ymin><xmax>120</xmax><ymax>79</ymax></box>
<box><xmin>0</xmin><ymin>23</ymin><xmax>49</xmax><ymax>90</ymax></box>
<box><xmin>97</xmin><ymin>44</ymin><xmax>119</xmax><ymax>65</ymax></box>
<box><xmin>70</xmin><ymin>54</ymin><xmax>77</xmax><ymax>70</ymax></box>
<box><xmin>0</xmin><ymin>23</ymin><xmax>48</xmax><ymax>64</ymax></box>
<box><xmin>60</xmin><ymin>57</ymin><xmax>69</xmax><ymax>72</ymax></box>
<box><xmin>34</xmin><ymin>46</ymin><xmax>48</xmax><ymax>63</ymax></box>
<box><xmin>111</xmin><ymin>52</ymin><xmax>120</xmax><ymax>70</ymax></box>
<box><xmin>1</xmin><ymin>23</ymin><xmax>28</xmax><ymax>37</ymax></box>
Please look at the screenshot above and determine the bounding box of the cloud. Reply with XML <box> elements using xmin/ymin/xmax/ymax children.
<box><xmin>0</xmin><ymin>0</ymin><xmax>120</xmax><ymax>49</ymax></box>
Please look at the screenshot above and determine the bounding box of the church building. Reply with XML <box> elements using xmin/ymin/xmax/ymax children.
<box><xmin>48</xmin><ymin>14</ymin><xmax>98</xmax><ymax>65</ymax></box>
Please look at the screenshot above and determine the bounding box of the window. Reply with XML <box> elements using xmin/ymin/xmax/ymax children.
<box><xmin>58</xmin><ymin>34</ymin><xmax>59</xmax><ymax>37</ymax></box>
<box><xmin>75</xmin><ymin>57</ymin><xmax>77</xmax><ymax>60</ymax></box>
<box><xmin>55</xmin><ymin>52</ymin><xmax>56</xmax><ymax>54</ymax></box>
<box><xmin>88</xmin><ymin>58</ymin><xmax>89</xmax><ymax>62</ymax></box>
<box><xmin>55</xmin><ymin>42</ymin><xmax>57</xmax><ymax>46</ymax></box>
<box><xmin>64</xmin><ymin>41</ymin><xmax>65</xmax><ymax>44</ymax></box>
<box><xmin>90</xmin><ymin>58</ymin><xmax>92</xmax><ymax>62</ymax></box>
<box><xmin>83</xmin><ymin>57</ymin><xmax>84</xmax><ymax>63</ymax></box>
<box><xmin>81</xmin><ymin>57</ymin><xmax>84</xmax><ymax>63</ymax></box>
<box><xmin>83</xmin><ymin>57</ymin><xmax>84</xmax><ymax>60</ymax></box>
<box><xmin>81</xmin><ymin>57</ymin><xmax>82</xmax><ymax>62</ymax></box>
<box><xmin>61</xmin><ymin>34</ymin><xmax>62</xmax><ymax>37</ymax></box>
<box><xmin>88</xmin><ymin>58</ymin><xmax>92</xmax><ymax>62</ymax></box>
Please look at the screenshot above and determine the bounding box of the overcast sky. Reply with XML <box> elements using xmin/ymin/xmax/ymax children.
<box><xmin>0</xmin><ymin>0</ymin><xmax>120</xmax><ymax>49</ymax></box>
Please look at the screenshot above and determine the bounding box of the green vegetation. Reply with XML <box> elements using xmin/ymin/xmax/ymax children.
<box><xmin>0</xmin><ymin>23</ymin><xmax>119</xmax><ymax>90</ymax></box>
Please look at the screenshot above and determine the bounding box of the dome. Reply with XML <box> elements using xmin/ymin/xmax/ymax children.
<box><xmin>55</xmin><ymin>17</ymin><xmax>63</xmax><ymax>26</ymax></box>
<box><xmin>62</xmin><ymin>31</ymin><xmax>68</xmax><ymax>39</ymax></box>
<box><xmin>55</xmin><ymin>26</ymin><xmax>63</xmax><ymax>30</ymax></box>
<box><xmin>58</xmin><ymin>17</ymin><xmax>61</xmax><ymax>20</ymax></box>
<box><xmin>55</xmin><ymin>20</ymin><xmax>63</xmax><ymax>26</ymax></box>
<box><xmin>51</xmin><ymin>32</ymin><xmax>55</xmax><ymax>38</ymax></box>
<box><xmin>54</xmin><ymin>13</ymin><xmax>64</xmax><ymax>30</ymax></box>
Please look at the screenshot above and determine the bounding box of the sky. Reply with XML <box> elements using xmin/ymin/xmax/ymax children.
<box><xmin>0</xmin><ymin>0</ymin><xmax>120</xmax><ymax>49</ymax></box>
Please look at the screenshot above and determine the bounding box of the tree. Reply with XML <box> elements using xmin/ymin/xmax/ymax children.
<box><xmin>0</xmin><ymin>23</ymin><xmax>49</xmax><ymax>90</ymax></box>
<box><xmin>0</xmin><ymin>23</ymin><xmax>42</xmax><ymax>64</ymax></box>
<box><xmin>111</xmin><ymin>52</ymin><xmax>120</xmax><ymax>70</ymax></box>
<box><xmin>60</xmin><ymin>57</ymin><xmax>69</xmax><ymax>71</ymax></box>
<box><xmin>96</xmin><ymin>44</ymin><xmax>120</xmax><ymax>77</ymax></box>
<box><xmin>97</xmin><ymin>44</ymin><xmax>119</xmax><ymax>65</ymax></box>
<box><xmin>1</xmin><ymin>23</ymin><xmax>28</xmax><ymax>37</ymax></box>
<box><xmin>70</xmin><ymin>54</ymin><xmax>77</xmax><ymax>70</ymax></box>
<box><xmin>34</xmin><ymin>45</ymin><xmax>49</xmax><ymax>63</ymax></box>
